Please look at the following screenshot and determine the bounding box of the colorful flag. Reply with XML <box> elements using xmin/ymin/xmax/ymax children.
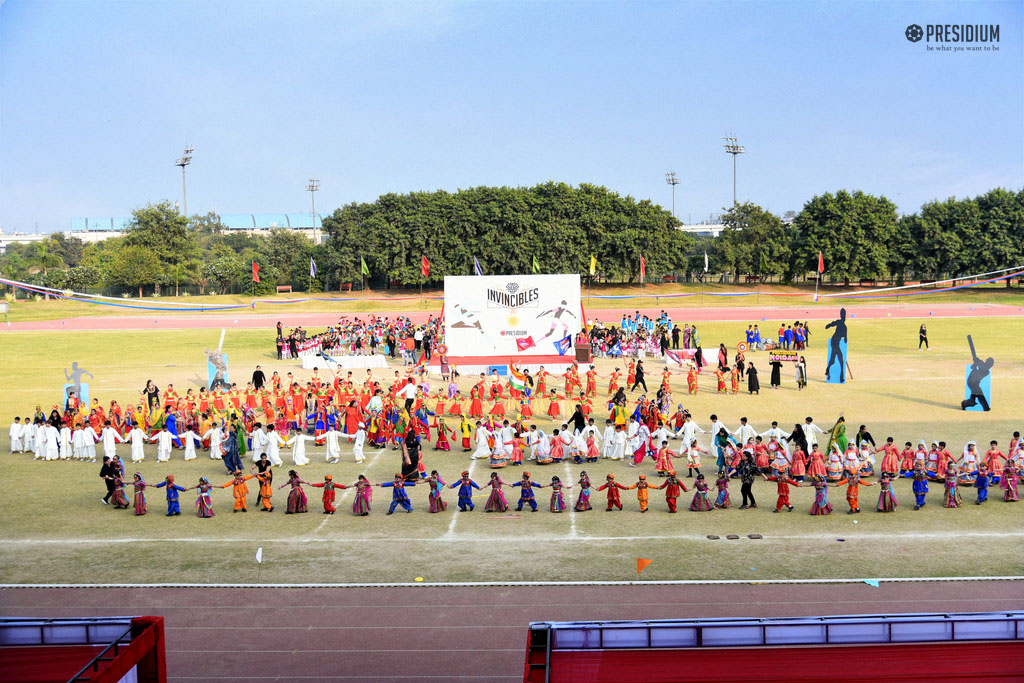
<box><xmin>589</xmin><ymin>255</ymin><xmax>596</xmax><ymax>276</ymax></box>
<box><xmin>516</xmin><ymin>336</ymin><xmax>536</xmax><ymax>352</ymax></box>
<box><xmin>310</xmin><ymin>257</ymin><xmax>317</xmax><ymax>277</ymax></box>
<box><xmin>553</xmin><ymin>335</ymin><xmax>572</xmax><ymax>356</ymax></box>
<box><xmin>639</xmin><ymin>255</ymin><xmax>646</xmax><ymax>280</ymax></box>
<box><xmin>251</xmin><ymin>261</ymin><xmax>260</xmax><ymax>283</ymax></box>
<box><xmin>361</xmin><ymin>257</ymin><xmax>370</xmax><ymax>277</ymax></box>
<box><xmin>609</xmin><ymin>341</ymin><xmax>623</xmax><ymax>356</ymax></box>
<box><xmin>532</xmin><ymin>255</ymin><xmax>540</xmax><ymax>274</ymax></box>
<box><xmin>421</xmin><ymin>255</ymin><xmax>430</xmax><ymax>278</ymax></box>
<box><xmin>508</xmin><ymin>363</ymin><xmax>529</xmax><ymax>392</ymax></box>
<box><xmin>473</xmin><ymin>256</ymin><xmax>484</xmax><ymax>276</ymax></box>
<box><xmin>760</xmin><ymin>251</ymin><xmax>769</xmax><ymax>273</ymax></box>
<box><xmin>703</xmin><ymin>251</ymin><xmax>709</xmax><ymax>273</ymax></box>
<box><xmin>817</xmin><ymin>251</ymin><xmax>825</xmax><ymax>274</ymax></box>
<box><xmin>637</xmin><ymin>558</ymin><xmax>652</xmax><ymax>574</ymax></box>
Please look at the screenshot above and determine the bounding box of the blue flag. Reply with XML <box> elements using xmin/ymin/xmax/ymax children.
<box><xmin>553</xmin><ymin>335</ymin><xmax>572</xmax><ymax>356</ymax></box>
<box><xmin>473</xmin><ymin>257</ymin><xmax>484</xmax><ymax>276</ymax></box>
<box><xmin>610</xmin><ymin>341</ymin><xmax>623</xmax><ymax>357</ymax></box>
<box><xmin>310</xmin><ymin>257</ymin><xmax>317</xmax><ymax>277</ymax></box>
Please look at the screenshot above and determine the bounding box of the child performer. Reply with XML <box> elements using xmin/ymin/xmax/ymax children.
<box><xmin>714</xmin><ymin>471</ymin><xmax>731</xmax><ymax>508</ymax></box>
<box><xmin>154</xmin><ymin>474</ymin><xmax>186</xmax><ymax>516</ymax></box>
<box><xmin>655</xmin><ymin>474</ymin><xmax>688</xmax><ymax>512</ymax></box>
<box><xmin>513</xmin><ymin>471</ymin><xmax>543</xmax><ymax>512</ymax></box>
<box><xmin>352</xmin><ymin>475</ymin><xmax>373</xmax><ymax>516</ymax></box>
<box><xmin>106</xmin><ymin>471</ymin><xmax>130</xmax><ymax>509</ymax></box>
<box><xmin>596</xmin><ymin>474</ymin><xmax>627</xmax><ymax>511</ymax></box>
<box><xmin>973</xmin><ymin>465</ymin><xmax>991</xmax><ymax>505</ymax></box>
<box><xmin>310</xmin><ymin>474</ymin><xmax>347</xmax><ymax>514</ymax></box>
<box><xmin>627</xmin><ymin>474</ymin><xmax>653</xmax><ymax>513</ymax></box>
<box><xmin>483</xmin><ymin>472</ymin><xmax>509</xmax><ymax>512</ymax></box>
<box><xmin>687</xmin><ymin>473</ymin><xmax>715</xmax><ymax>511</ymax></box>
<box><xmin>686</xmin><ymin>439</ymin><xmax>707</xmax><ymax>479</ymax></box>
<box><xmin>279</xmin><ymin>470</ymin><xmax>309</xmax><ymax>514</ymax></box>
<box><xmin>450</xmin><ymin>471</ymin><xmax>481</xmax><ymax>511</ymax></box>
<box><xmin>191</xmin><ymin>477</ymin><xmax>215</xmax><ymax>518</ymax></box>
<box><xmin>654</xmin><ymin>440</ymin><xmax>680</xmax><ymax>477</ymax></box>
<box><xmin>434</xmin><ymin>418</ymin><xmax>453</xmax><ymax>451</ymax></box>
<box><xmin>131</xmin><ymin>472</ymin><xmax>148</xmax><ymax>515</ymax></box>
<box><xmin>876</xmin><ymin>472</ymin><xmax>898</xmax><ymax>512</ymax></box>
<box><xmin>255</xmin><ymin>467</ymin><xmax>274</xmax><ymax>512</ymax></box>
<box><xmin>379</xmin><ymin>473</ymin><xmax>414</xmax><ymax>514</ymax></box>
<box><xmin>942</xmin><ymin>464</ymin><xmax>962</xmax><ymax>508</ymax></box>
<box><xmin>222</xmin><ymin>470</ymin><xmax>254</xmax><ymax>512</ymax></box>
<box><xmin>574</xmin><ymin>471</ymin><xmax>592</xmax><ymax>511</ymax></box>
<box><xmin>548</xmin><ymin>475</ymin><xmax>570</xmax><ymax>513</ymax></box>
<box><xmin>912</xmin><ymin>462</ymin><xmax>930</xmax><ymax>510</ymax></box>
<box><xmin>834</xmin><ymin>471</ymin><xmax>874</xmax><ymax>514</ymax></box>
<box><xmin>808</xmin><ymin>475</ymin><xmax>835</xmax><ymax>516</ymax></box>
<box><xmin>1000</xmin><ymin>460</ymin><xmax>1019</xmax><ymax>502</ymax></box>
<box><xmin>899</xmin><ymin>441</ymin><xmax>916</xmax><ymax>475</ymax></box>
<box><xmin>426</xmin><ymin>470</ymin><xmax>447</xmax><ymax>512</ymax></box>
<box><xmin>762</xmin><ymin>470</ymin><xmax>800</xmax><ymax>512</ymax></box>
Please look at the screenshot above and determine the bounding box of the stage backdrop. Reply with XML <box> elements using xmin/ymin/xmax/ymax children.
<box><xmin>443</xmin><ymin>274</ymin><xmax>582</xmax><ymax>371</ymax></box>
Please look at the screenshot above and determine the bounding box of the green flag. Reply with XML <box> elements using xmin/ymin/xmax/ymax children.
<box><xmin>361</xmin><ymin>257</ymin><xmax>370</xmax><ymax>277</ymax></box>
<box><xmin>532</xmin><ymin>255</ymin><xmax>540</xmax><ymax>274</ymax></box>
<box><xmin>760</xmin><ymin>251</ymin><xmax>769</xmax><ymax>274</ymax></box>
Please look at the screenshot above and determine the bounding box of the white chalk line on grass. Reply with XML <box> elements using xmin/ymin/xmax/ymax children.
<box><xmin>2</xmin><ymin>576</ymin><xmax>1021</xmax><ymax>589</ymax></box>
<box><xmin>441</xmin><ymin>453</ymin><xmax>478</xmax><ymax>539</ymax></box>
<box><xmin>314</xmin><ymin>442</ymin><xmax>389</xmax><ymax>534</ymax></box>
<box><xmin>4</xmin><ymin>530</ymin><xmax>1023</xmax><ymax>545</ymax></box>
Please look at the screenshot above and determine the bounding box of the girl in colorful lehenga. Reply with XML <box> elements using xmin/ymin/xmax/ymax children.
<box><xmin>547</xmin><ymin>475</ymin><xmax>571</xmax><ymax>512</ymax></box>
<box><xmin>574</xmin><ymin>471</ymin><xmax>592</xmax><ymax>511</ymax></box>
<box><xmin>1001</xmin><ymin>460</ymin><xmax>1020</xmax><ymax>502</ymax></box>
<box><xmin>808</xmin><ymin>475</ymin><xmax>834</xmax><ymax>515</ymax></box>
<box><xmin>131</xmin><ymin>473</ymin><xmax>148</xmax><ymax>515</ymax></box>
<box><xmin>352</xmin><ymin>474</ymin><xmax>373</xmax><ymax>516</ymax></box>
<box><xmin>714</xmin><ymin>472</ymin><xmax>731</xmax><ymax>508</ymax></box>
<box><xmin>483</xmin><ymin>472</ymin><xmax>509</xmax><ymax>512</ymax></box>
<box><xmin>943</xmin><ymin>464</ymin><xmax>962</xmax><ymax>508</ymax></box>
<box><xmin>278</xmin><ymin>470</ymin><xmax>309</xmax><ymax>514</ymax></box>
<box><xmin>426</xmin><ymin>471</ymin><xmax>447</xmax><ymax>512</ymax></box>
<box><xmin>688</xmin><ymin>473</ymin><xmax>715</xmax><ymax>511</ymax></box>
<box><xmin>108</xmin><ymin>472</ymin><xmax>130</xmax><ymax>509</ymax></box>
<box><xmin>876</xmin><ymin>472</ymin><xmax>898</xmax><ymax>512</ymax></box>
<box><xmin>191</xmin><ymin>477</ymin><xmax>215</xmax><ymax>518</ymax></box>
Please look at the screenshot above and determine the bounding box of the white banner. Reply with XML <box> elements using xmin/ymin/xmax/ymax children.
<box><xmin>443</xmin><ymin>274</ymin><xmax>582</xmax><ymax>358</ymax></box>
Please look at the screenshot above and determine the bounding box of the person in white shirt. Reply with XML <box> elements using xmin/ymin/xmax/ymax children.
<box><xmin>59</xmin><ymin>423</ymin><xmax>72</xmax><ymax>460</ymax></box>
<box><xmin>100</xmin><ymin>422</ymin><xmax>125</xmax><ymax>460</ymax></box>
<box><xmin>128</xmin><ymin>425</ymin><xmax>148</xmax><ymax>462</ymax></box>
<box><xmin>804</xmin><ymin>417</ymin><xmax>826</xmax><ymax>448</ymax></box>
<box><xmin>42</xmin><ymin>424</ymin><xmax>60</xmax><ymax>461</ymax></box>
<box><xmin>71</xmin><ymin>425</ymin><xmax>87</xmax><ymax>460</ymax></box>
<box><xmin>651</xmin><ymin>424</ymin><xmax>673</xmax><ymax>453</ymax></box>
<box><xmin>601</xmin><ymin>419</ymin><xmax>616</xmax><ymax>459</ymax></box>
<box><xmin>339</xmin><ymin>422</ymin><xmax>366</xmax><ymax>463</ymax></box>
<box><xmin>29</xmin><ymin>422</ymin><xmax>44</xmax><ymax>460</ymax></box>
<box><xmin>675</xmin><ymin>415</ymin><xmax>706</xmax><ymax>449</ymax></box>
<box><xmin>265</xmin><ymin>425</ymin><xmax>286</xmax><ymax>466</ymax></box>
<box><xmin>632</xmin><ymin>422</ymin><xmax>651</xmax><ymax>467</ymax></box>
<box><xmin>149</xmin><ymin>427</ymin><xmax>174</xmax><ymax>463</ymax></box>
<box><xmin>499</xmin><ymin>421</ymin><xmax>516</xmax><ymax>457</ymax></box>
<box><xmin>610</xmin><ymin>425</ymin><xmax>627</xmax><ymax>461</ymax></box>
<box><xmin>735</xmin><ymin>417</ymin><xmax>757</xmax><ymax>446</ymax></box>
<box><xmin>181</xmin><ymin>429</ymin><xmax>201</xmax><ymax>461</ymax></box>
<box><xmin>526</xmin><ymin>425</ymin><xmax>546</xmax><ymax>461</ymax></box>
<box><xmin>202</xmin><ymin>423</ymin><xmax>224</xmax><ymax>460</ymax></box>
<box><xmin>8</xmin><ymin>418</ymin><xmax>23</xmax><ymax>453</ymax></box>
<box><xmin>626</xmin><ymin>417</ymin><xmax>640</xmax><ymax>458</ymax></box>
<box><xmin>321</xmin><ymin>427</ymin><xmax>343</xmax><ymax>463</ymax></box>
<box><xmin>401</xmin><ymin>379</ymin><xmax>418</xmax><ymax>413</ymax></box>
<box><xmin>285</xmin><ymin>430</ymin><xmax>315</xmax><ymax>466</ymax></box>
<box><xmin>472</xmin><ymin>421</ymin><xmax>493</xmax><ymax>460</ymax></box>
<box><xmin>760</xmin><ymin>421</ymin><xmax>790</xmax><ymax>441</ymax></box>
<box><xmin>249</xmin><ymin>424</ymin><xmax>268</xmax><ymax>462</ymax></box>
<box><xmin>84</xmin><ymin>426</ymin><xmax>101</xmax><ymax>462</ymax></box>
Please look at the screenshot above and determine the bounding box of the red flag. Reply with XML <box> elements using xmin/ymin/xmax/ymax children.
<box><xmin>516</xmin><ymin>336</ymin><xmax>536</xmax><ymax>352</ymax></box>
<box><xmin>637</xmin><ymin>558</ymin><xmax>653</xmax><ymax>574</ymax></box>
<box><xmin>639</xmin><ymin>255</ymin><xmax>646</xmax><ymax>280</ymax></box>
<box><xmin>421</xmin><ymin>255</ymin><xmax>430</xmax><ymax>278</ymax></box>
<box><xmin>251</xmin><ymin>261</ymin><xmax>260</xmax><ymax>283</ymax></box>
<box><xmin>817</xmin><ymin>251</ymin><xmax>824</xmax><ymax>274</ymax></box>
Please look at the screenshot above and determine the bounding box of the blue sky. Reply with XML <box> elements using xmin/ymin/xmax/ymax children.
<box><xmin>1</xmin><ymin>0</ymin><xmax>1021</xmax><ymax>232</ymax></box>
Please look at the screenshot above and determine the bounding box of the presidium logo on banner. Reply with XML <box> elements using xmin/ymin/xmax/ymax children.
<box><xmin>905</xmin><ymin>23</ymin><xmax>1000</xmax><ymax>52</ymax></box>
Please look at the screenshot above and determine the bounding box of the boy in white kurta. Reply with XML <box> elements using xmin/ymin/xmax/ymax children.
<box><xmin>59</xmin><ymin>424</ymin><xmax>72</xmax><ymax>459</ymax></box>
<box><xmin>149</xmin><ymin>428</ymin><xmax>174</xmax><ymax>462</ymax></box>
<box><xmin>181</xmin><ymin>429</ymin><xmax>201</xmax><ymax>461</ymax></box>
<box><xmin>84</xmin><ymin>426</ymin><xmax>101</xmax><ymax>462</ymax></box>
<box><xmin>285</xmin><ymin>431</ymin><xmax>315</xmax><ymax>466</ymax></box>
<box><xmin>43</xmin><ymin>424</ymin><xmax>60</xmax><ymax>461</ymax></box>
<box><xmin>71</xmin><ymin>425</ymin><xmax>87</xmax><ymax>460</ymax></box>
<box><xmin>100</xmin><ymin>422</ymin><xmax>124</xmax><ymax>460</ymax></box>
<box><xmin>339</xmin><ymin>423</ymin><xmax>366</xmax><ymax>463</ymax></box>
<box><xmin>202</xmin><ymin>424</ymin><xmax>224</xmax><ymax>459</ymax></box>
<box><xmin>265</xmin><ymin>426</ymin><xmax>286</xmax><ymax>466</ymax></box>
<box><xmin>602</xmin><ymin>420</ymin><xmax>615</xmax><ymax>459</ymax></box>
<box><xmin>249</xmin><ymin>425</ymin><xmax>267</xmax><ymax>462</ymax></box>
<box><xmin>472</xmin><ymin>424</ymin><xmax>493</xmax><ymax>460</ymax></box>
<box><xmin>128</xmin><ymin>426</ymin><xmax>148</xmax><ymax>462</ymax></box>
<box><xmin>321</xmin><ymin>428</ymin><xmax>343</xmax><ymax>463</ymax></box>
<box><xmin>611</xmin><ymin>426</ymin><xmax>627</xmax><ymax>461</ymax></box>
<box><xmin>8</xmin><ymin>418</ymin><xmax>22</xmax><ymax>453</ymax></box>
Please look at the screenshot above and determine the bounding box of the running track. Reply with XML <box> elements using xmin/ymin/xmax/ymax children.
<box><xmin>1</xmin><ymin>581</ymin><xmax>1020</xmax><ymax>681</ymax></box>
<box><xmin>4</xmin><ymin>302</ymin><xmax>1022</xmax><ymax>332</ymax></box>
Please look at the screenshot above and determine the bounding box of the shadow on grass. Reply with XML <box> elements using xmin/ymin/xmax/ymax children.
<box><xmin>871</xmin><ymin>391</ymin><xmax>958</xmax><ymax>410</ymax></box>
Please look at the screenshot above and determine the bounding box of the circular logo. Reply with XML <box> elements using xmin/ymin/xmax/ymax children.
<box><xmin>905</xmin><ymin>24</ymin><xmax>923</xmax><ymax>42</ymax></box>
<box><xmin>737</xmin><ymin>342</ymin><xmax>748</xmax><ymax>353</ymax></box>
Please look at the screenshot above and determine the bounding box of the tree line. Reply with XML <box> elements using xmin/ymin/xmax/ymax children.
<box><xmin>1</xmin><ymin>185</ymin><xmax>1020</xmax><ymax>297</ymax></box>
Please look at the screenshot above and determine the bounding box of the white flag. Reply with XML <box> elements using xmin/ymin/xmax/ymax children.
<box><xmin>256</xmin><ymin>547</ymin><xmax>263</xmax><ymax>564</ymax></box>
<box><xmin>703</xmin><ymin>251</ymin><xmax>709</xmax><ymax>273</ymax></box>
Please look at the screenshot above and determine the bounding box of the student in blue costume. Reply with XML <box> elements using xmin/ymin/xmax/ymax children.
<box><xmin>154</xmin><ymin>474</ymin><xmax>187</xmax><ymax>516</ymax></box>
<box><xmin>380</xmin><ymin>473</ymin><xmax>415</xmax><ymax>514</ymax></box>
<box><xmin>512</xmin><ymin>471</ymin><xmax>543</xmax><ymax>512</ymax></box>
<box><xmin>449</xmin><ymin>470</ymin><xmax>481</xmax><ymax>511</ymax></box>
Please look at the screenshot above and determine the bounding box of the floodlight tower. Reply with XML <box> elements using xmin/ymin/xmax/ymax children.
<box><xmin>665</xmin><ymin>171</ymin><xmax>680</xmax><ymax>218</ymax></box>
<box><xmin>174</xmin><ymin>146</ymin><xmax>194</xmax><ymax>217</ymax></box>
<box><xmin>722</xmin><ymin>137</ymin><xmax>745</xmax><ymax>206</ymax></box>
<box><xmin>306</xmin><ymin>178</ymin><xmax>320</xmax><ymax>244</ymax></box>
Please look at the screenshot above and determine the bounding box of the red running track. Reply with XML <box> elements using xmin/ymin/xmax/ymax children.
<box><xmin>0</xmin><ymin>581</ymin><xmax>1019</xmax><ymax>682</ymax></box>
<box><xmin>4</xmin><ymin>302</ymin><xmax>1021</xmax><ymax>332</ymax></box>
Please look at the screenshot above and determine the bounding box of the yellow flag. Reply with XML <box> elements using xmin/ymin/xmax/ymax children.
<box><xmin>589</xmin><ymin>255</ymin><xmax>596</xmax><ymax>276</ymax></box>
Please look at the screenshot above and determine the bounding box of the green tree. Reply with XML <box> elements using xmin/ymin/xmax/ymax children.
<box><xmin>168</xmin><ymin>260</ymin><xmax>200</xmax><ymax>296</ymax></box>
<box><xmin>107</xmin><ymin>245</ymin><xmax>162</xmax><ymax>297</ymax></box>
<box><xmin>48</xmin><ymin>233</ymin><xmax>85</xmax><ymax>268</ymax></box>
<box><xmin>122</xmin><ymin>201</ymin><xmax>198</xmax><ymax>271</ymax></box>
<box><xmin>715</xmin><ymin>202</ymin><xmax>790</xmax><ymax>282</ymax></box>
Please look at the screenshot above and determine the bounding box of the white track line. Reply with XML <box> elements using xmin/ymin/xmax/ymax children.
<box><xmin>4</xmin><ymin>530</ymin><xmax>1023</xmax><ymax>545</ymax></box>
<box><xmin>2</xmin><ymin>576</ymin><xmax>1021</xmax><ymax>589</ymax></box>
<box><xmin>441</xmin><ymin>453</ymin><xmax>478</xmax><ymax>539</ymax></box>
<box><xmin>563</xmin><ymin>457</ymin><xmax>578</xmax><ymax>537</ymax></box>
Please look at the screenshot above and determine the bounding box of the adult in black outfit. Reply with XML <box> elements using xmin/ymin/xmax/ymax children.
<box><xmin>769</xmin><ymin>358</ymin><xmax>782</xmax><ymax>389</ymax></box>
<box><xmin>400</xmin><ymin>430</ymin><xmax>421</xmax><ymax>482</ymax></box>
<box><xmin>99</xmin><ymin>456</ymin><xmax>116</xmax><ymax>505</ymax></box>
<box><xmin>252</xmin><ymin>366</ymin><xmax>266</xmax><ymax>390</ymax></box>
<box><xmin>746</xmin><ymin>363</ymin><xmax>760</xmax><ymax>395</ymax></box>
<box><xmin>568</xmin><ymin>405</ymin><xmax>586</xmax><ymax>434</ymax></box>
<box><xmin>631</xmin><ymin>360</ymin><xmax>648</xmax><ymax>392</ymax></box>
<box><xmin>919</xmin><ymin>324</ymin><xmax>928</xmax><ymax>350</ymax></box>
<box><xmin>738</xmin><ymin>453</ymin><xmax>758</xmax><ymax>509</ymax></box>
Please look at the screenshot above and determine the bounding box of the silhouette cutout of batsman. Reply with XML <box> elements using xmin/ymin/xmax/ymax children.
<box><xmin>824</xmin><ymin>308</ymin><xmax>848</xmax><ymax>383</ymax></box>
<box><xmin>961</xmin><ymin>335</ymin><xmax>993</xmax><ymax>412</ymax></box>
<box><xmin>537</xmin><ymin>300</ymin><xmax>577</xmax><ymax>341</ymax></box>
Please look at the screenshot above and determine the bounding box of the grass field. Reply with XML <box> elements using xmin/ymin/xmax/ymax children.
<box><xmin>4</xmin><ymin>281</ymin><xmax>1024</xmax><ymax>322</ymax></box>
<box><xmin>0</xmin><ymin>314</ymin><xmax>1021</xmax><ymax>584</ymax></box>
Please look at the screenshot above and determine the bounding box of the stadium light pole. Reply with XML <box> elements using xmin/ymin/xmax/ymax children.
<box><xmin>174</xmin><ymin>146</ymin><xmax>194</xmax><ymax>218</ymax></box>
<box><xmin>665</xmin><ymin>171</ymin><xmax>680</xmax><ymax>218</ymax></box>
<box><xmin>306</xmin><ymin>178</ymin><xmax>320</xmax><ymax>244</ymax></box>
<box><xmin>722</xmin><ymin>137</ymin><xmax>745</xmax><ymax>206</ymax></box>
